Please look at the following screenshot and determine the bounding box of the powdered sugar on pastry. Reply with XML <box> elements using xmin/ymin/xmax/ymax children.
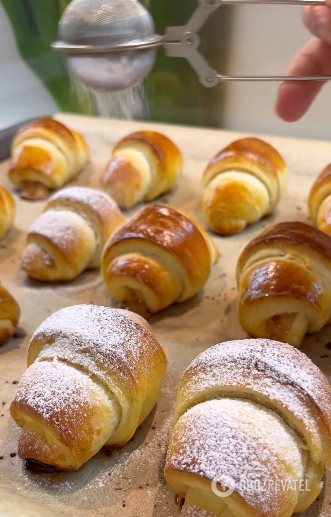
<box><xmin>182</xmin><ymin>508</ymin><xmax>212</xmax><ymax>517</ymax></box>
<box><xmin>50</xmin><ymin>186</ymin><xmax>119</xmax><ymax>216</ymax></box>
<box><xmin>10</xmin><ymin>305</ymin><xmax>167</xmax><ymax>471</ymax></box>
<box><xmin>14</xmin><ymin>360</ymin><xmax>98</xmax><ymax>434</ymax></box>
<box><xmin>176</xmin><ymin>339</ymin><xmax>331</xmax><ymax>465</ymax></box>
<box><xmin>168</xmin><ymin>398</ymin><xmax>307</xmax><ymax>515</ymax></box>
<box><xmin>28</xmin><ymin>305</ymin><xmax>163</xmax><ymax>387</ymax></box>
<box><xmin>29</xmin><ymin>210</ymin><xmax>88</xmax><ymax>248</ymax></box>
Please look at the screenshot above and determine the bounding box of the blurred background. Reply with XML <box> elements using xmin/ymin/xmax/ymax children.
<box><xmin>1</xmin><ymin>0</ymin><xmax>331</xmax><ymax>139</ymax></box>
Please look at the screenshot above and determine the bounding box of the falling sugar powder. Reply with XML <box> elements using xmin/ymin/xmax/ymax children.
<box><xmin>71</xmin><ymin>76</ymin><xmax>149</xmax><ymax>120</ymax></box>
<box><xmin>93</xmin><ymin>84</ymin><xmax>149</xmax><ymax>120</ymax></box>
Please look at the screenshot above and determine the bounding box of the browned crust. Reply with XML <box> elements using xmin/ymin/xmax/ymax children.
<box><xmin>309</xmin><ymin>163</ymin><xmax>331</xmax><ymax>202</ymax></box>
<box><xmin>9</xmin><ymin>145</ymin><xmax>57</xmax><ymax>177</ymax></box>
<box><xmin>238</xmin><ymin>222</ymin><xmax>331</xmax><ymax>271</ymax></box>
<box><xmin>204</xmin><ymin>138</ymin><xmax>286</xmax><ymax>181</ymax></box>
<box><xmin>9</xmin><ymin>119</ymin><xmax>88</xmax><ymax>193</ymax></box>
<box><xmin>0</xmin><ymin>186</ymin><xmax>15</xmax><ymax>219</ymax></box>
<box><xmin>103</xmin><ymin>205</ymin><xmax>211</xmax><ymax>286</ymax></box>
<box><xmin>13</xmin><ymin>118</ymin><xmax>77</xmax><ymax>150</ymax></box>
<box><xmin>103</xmin><ymin>157</ymin><xmax>143</xmax><ymax>190</ymax></box>
<box><xmin>239</xmin><ymin>260</ymin><xmax>322</xmax><ymax>306</ymax></box>
<box><xmin>308</xmin><ymin>163</ymin><xmax>331</xmax><ymax>225</ymax></box>
<box><xmin>72</xmin><ymin>130</ymin><xmax>89</xmax><ymax>158</ymax></box>
<box><xmin>102</xmin><ymin>156</ymin><xmax>145</xmax><ymax>208</ymax></box>
<box><xmin>113</xmin><ymin>131</ymin><xmax>182</xmax><ymax>174</ymax></box>
<box><xmin>0</xmin><ymin>283</ymin><xmax>20</xmax><ymax>346</ymax></box>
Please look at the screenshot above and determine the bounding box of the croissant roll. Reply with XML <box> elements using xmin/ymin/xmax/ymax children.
<box><xmin>308</xmin><ymin>163</ymin><xmax>331</xmax><ymax>235</ymax></box>
<box><xmin>0</xmin><ymin>185</ymin><xmax>15</xmax><ymax>240</ymax></box>
<box><xmin>102</xmin><ymin>131</ymin><xmax>183</xmax><ymax>209</ymax></box>
<box><xmin>236</xmin><ymin>221</ymin><xmax>331</xmax><ymax>347</ymax></box>
<box><xmin>165</xmin><ymin>339</ymin><xmax>331</xmax><ymax>517</ymax></box>
<box><xmin>202</xmin><ymin>138</ymin><xmax>288</xmax><ymax>235</ymax></box>
<box><xmin>102</xmin><ymin>204</ymin><xmax>218</xmax><ymax>318</ymax></box>
<box><xmin>9</xmin><ymin>118</ymin><xmax>88</xmax><ymax>200</ymax></box>
<box><xmin>21</xmin><ymin>186</ymin><xmax>125</xmax><ymax>282</ymax></box>
<box><xmin>10</xmin><ymin>305</ymin><xmax>167</xmax><ymax>471</ymax></box>
<box><xmin>0</xmin><ymin>282</ymin><xmax>20</xmax><ymax>346</ymax></box>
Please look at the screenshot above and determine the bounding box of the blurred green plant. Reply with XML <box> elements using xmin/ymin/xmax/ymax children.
<box><xmin>147</xmin><ymin>0</ymin><xmax>202</xmax><ymax>126</ymax></box>
<box><xmin>1</xmin><ymin>0</ymin><xmax>231</xmax><ymax>125</ymax></box>
<box><xmin>147</xmin><ymin>0</ymin><xmax>232</xmax><ymax>127</ymax></box>
<box><xmin>1</xmin><ymin>0</ymin><xmax>82</xmax><ymax>113</ymax></box>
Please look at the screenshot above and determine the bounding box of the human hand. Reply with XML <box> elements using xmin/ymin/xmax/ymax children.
<box><xmin>276</xmin><ymin>2</ymin><xmax>331</xmax><ymax>122</ymax></box>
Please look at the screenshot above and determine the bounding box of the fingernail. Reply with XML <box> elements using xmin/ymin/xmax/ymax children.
<box><xmin>314</xmin><ymin>7</ymin><xmax>331</xmax><ymax>42</ymax></box>
<box><xmin>315</xmin><ymin>23</ymin><xmax>329</xmax><ymax>41</ymax></box>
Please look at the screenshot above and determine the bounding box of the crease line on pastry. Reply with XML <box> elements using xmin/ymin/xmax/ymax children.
<box><xmin>36</xmin><ymin>357</ymin><xmax>123</xmax><ymax>435</ymax></box>
<box><xmin>178</xmin><ymin>394</ymin><xmax>323</xmax><ymax>509</ymax></box>
<box><xmin>21</xmin><ymin>241</ymin><xmax>56</xmax><ymax>271</ymax></box>
<box><xmin>240</xmin><ymin>249</ymin><xmax>331</xmax><ymax>278</ymax></box>
<box><xmin>107</xmin><ymin>247</ymin><xmax>186</xmax><ymax>302</ymax></box>
<box><xmin>175</xmin><ymin>397</ymin><xmax>318</xmax><ymax>515</ymax></box>
<box><xmin>312</xmin><ymin>192</ymin><xmax>331</xmax><ymax>220</ymax></box>
<box><xmin>47</xmin><ymin>205</ymin><xmax>101</xmax><ymax>263</ymax></box>
<box><xmin>206</xmin><ymin>168</ymin><xmax>276</xmax><ymax>210</ymax></box>
<box><xmin>14</xmin><ymin>136</ymin><xmax>72</xmax><ymax>169</ymax></box>
<box><xmin>179</xmin><ymin>391</ymin><xmax>315</xmax><ymax>457</ymax></box>
<box><xmin>112</xmin><ymin>147</ymin><xmax>153</xmax><ymax>202</ymax></box>
<box><xmin>114</xmin><ymin>143</ymin><xmax>156</xmax><ymax>196</ymax></box>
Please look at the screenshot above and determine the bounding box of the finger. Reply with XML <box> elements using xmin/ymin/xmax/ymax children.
<box><xmin>276</xmin><ymin>37</ymin><xmax>331</xmax><ymax>122</ymax></box>
<box><xmin>303</xmin><ymin>5</ymin><xmax>331</xmax><ymax>45</ymax></box>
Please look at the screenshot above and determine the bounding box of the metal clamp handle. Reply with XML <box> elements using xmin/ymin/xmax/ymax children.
<box><xmin>164</xmin><ymin>0</ymin><xmax>331</xmax><ymax>87</ymax></box>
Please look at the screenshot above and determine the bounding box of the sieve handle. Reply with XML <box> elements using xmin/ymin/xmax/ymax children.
<box><xmin>222</xmin><ymin>0</ymin><xmax>325</xmax><ymax>4</ymax></box>
<box><xmin>218</xmin><ymin>75</ymin><xmax>331</xmax><ymax>81</ymax></box>
<box><xmin>164</xmin><ymin>0</ymin><xmax>330</xmax><ymax>87</ymax></box>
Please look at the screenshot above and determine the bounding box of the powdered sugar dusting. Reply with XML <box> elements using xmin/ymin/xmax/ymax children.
<box><xmin>29</xmin><ymin>305</ymin><xmax>164</xmax><ymax>391</ymax></box>
<box><xmin>13</xmin><ymin>360</ymin><xmax>98</xmax><ymax>436</ymax></box>
<box><xmin>168</xmin><ymin>398</ymin><xmax>306</xmax><ymax>516</ymax></box>
<box><xmin>29</xmin><ymin>209</ymin><xmax>87</xmax><ymax>248</ymax></box>
<box><xmin>177</xmin><ymin>339</ymin><xmax>331</xmax><ymax>462</ymax></box>
<box><xmin>182</xmin><ymin>507</ymin><xmax>211</xmax><ymax>517</ymax></box>
<box><xmin>50</xmin><ymin>186</ymin><xmax>119</xmax><ymax>217</ymax></box>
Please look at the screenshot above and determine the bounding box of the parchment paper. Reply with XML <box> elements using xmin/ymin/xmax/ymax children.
<box><xmin>0</xmin><ymin>114</ymin><xmax>330</xmax><ymax>516</ymax></box>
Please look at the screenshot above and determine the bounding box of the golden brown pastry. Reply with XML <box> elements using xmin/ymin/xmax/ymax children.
<box><xmin>308</xmin><ymin>163</ymin><xmax>331</xmax><ymax>235</ymax></box>
<box><xmin>236</xmin><ymin>221</ymin><xmax>331</xmax><ymax>347</ymax></box>
<box><xmin>102</xmin><ymin>204</ymin><xmax>218</xmax><ymax>318</ymax></box>
<box><xmin>0</xmin><ymin>185</ymin><xmax>15</xmax><ymax>240</ymax></box>
<box><xmin>102</xmin><ymin>131</ymin><xmax>183</xmax><ymax>209</ymax></box>
<box><xmin>21</xmin><ymin>186</ymin><xmax>125</xmax><ymax>282</ymax></box>
<box><xmin>9</xmin><ymin>118</ymin><xmax>89</xmax><ymax>200</ymax></box>
<box><xmin>202</xmin><ymin>138</ymin><xmax>288</xmax><ymax>235</ymax></box>
<box><xmin>165</xmin><ymin>339</ymin><xmax>331</xmax><ymax>517</ymax></box>
<box><xmin>0</xmin><ymin>281</ymin><xmax>20</xmax><ymax>346</ymax></box>
<box><xmin>10</xmin><ymin>304</ymin><xmax>167</xmax><ymax>471</ymax></box>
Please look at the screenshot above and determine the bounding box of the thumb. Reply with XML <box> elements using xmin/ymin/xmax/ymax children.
<box><xmin>276</xmin><ymin>38</ymin><xmax>331</xmax><ymax>122</ymax></box>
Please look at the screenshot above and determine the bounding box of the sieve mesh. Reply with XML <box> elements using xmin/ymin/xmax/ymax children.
<box><xmin>59</xmin><ymin>0</ymin><xmax>155</xmax><ymax>47</ymax></box>
<box><xmin>59</xmin><ymin>0</ymin><xmax>156</xmax><ymax>93</ymax></box>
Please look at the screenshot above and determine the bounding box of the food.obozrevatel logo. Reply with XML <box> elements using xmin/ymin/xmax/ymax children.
<box><xmin>211</xmin><ymin>477</ymin><xmax>311</xmax><ymax>498</ymax></box>
<box><xmin>211</xmin><ymin>475</ymin><xmax>236</xmax><ymax>498</ymax></box>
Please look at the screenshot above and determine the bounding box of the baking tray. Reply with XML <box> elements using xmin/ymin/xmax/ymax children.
<box><xmin>0</xmin><ymin>114</ymin><xmax>331</xmax><ymax>517</ymax></box>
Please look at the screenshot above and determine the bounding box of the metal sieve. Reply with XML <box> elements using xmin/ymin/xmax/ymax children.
<box><xmin>52</xmin><ymin>0</ymin><xmax>331</xmax><ymax>93</ymax></box>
